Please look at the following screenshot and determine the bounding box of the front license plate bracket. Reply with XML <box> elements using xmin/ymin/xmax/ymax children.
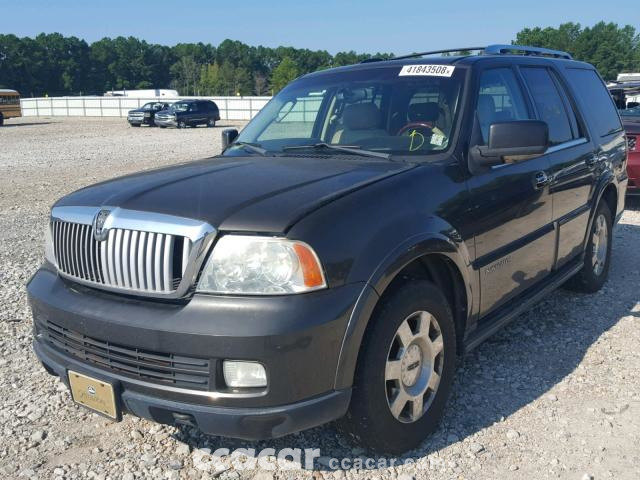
<box><xmin>68</xmin><ymin>370</ymin><xmax>120</xmax><ymax>420</ymax></box>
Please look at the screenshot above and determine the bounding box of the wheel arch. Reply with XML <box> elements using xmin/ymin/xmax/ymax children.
<box><xmin>334</xmin><ymin>232</ymin><xmax>473</xmax><ymax>390</ymax></box>
<box><xmin>583</xmin><ymin>176</ymin><xmax>618</xmax><ymax>256</ymax></box>
<box><xmin>600</xmin><ymin>182</ymin><xmax>618</xmax><ymax>220</ymax></box>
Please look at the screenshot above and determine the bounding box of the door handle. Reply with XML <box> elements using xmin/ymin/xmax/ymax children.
<box><xmin>534</xmin><ymin>171</ymin><xmax>549</xmax><ymax>189</ymax></box>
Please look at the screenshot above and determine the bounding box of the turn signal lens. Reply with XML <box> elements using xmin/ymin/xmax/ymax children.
<box><xmin>293</xmin><ymin>243</ymin><xmax>325</xmax><ymax>288</ymax></box>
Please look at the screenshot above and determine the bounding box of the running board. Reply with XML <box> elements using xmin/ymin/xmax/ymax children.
<box><xmin>464</xmin><ymin>260</ymin><xmax>583</xmax><ymax>352</ymax></box>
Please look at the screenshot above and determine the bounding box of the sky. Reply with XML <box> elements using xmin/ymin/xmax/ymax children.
<box><xmin>0</xmin><ymin>0</ymin><xmax>637</xmax><ymax>55</ymax></box>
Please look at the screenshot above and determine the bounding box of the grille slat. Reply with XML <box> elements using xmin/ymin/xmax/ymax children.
<box><xmin>146</xmin><ymin>232</ymin><xmax>155</xmax><ymax>291</ymax></box>
<box><xmin>182</xmin><ymin>237</ymin><xmax>191</xmax><ymax>276</ymax></box>
<box><xmin>88</xmin><ymin>225</ymin><xmax>97</xmax><ymax>282</ymax></box>
<box><xmin>138</xmin><ymin>231</ymin><xmax>147</xmax><ymax>290</ymax></box>
<box><xmin>44</xmin><ymin>321</ymin><xmax>210</xmax><ymax>390</ymax></box>
<box><xmin>163</xmin><ymin>234</ymin><xmax>174</xmax><ymax>293</ymax></box>
<box><xmin>129</xmin><ymin>230</ymin><xmax>139</xmax><ymax>289</ymax></box>
<box><xmin>154</xmin><ymin>233</ymin><xmax>163</xmax><ymax>292</ymax></box>
<box><xmin>52</xmin><ymin>220</ymin><xmax>186</xmax><ymax>295</ymax></box>
<box><xmin>107</xmin><ymin>229</ymin><xmax>116</xmax><ymax>285</ymax></box>
<box><xmin>81</xmin><ymin>225</ymin><xmax>90</xmax><ymax>280</ymax></box>
<box><xmin>73</xmin><ymin>224</ymin><xmax>80</xmax><ymax>277</ymax></box>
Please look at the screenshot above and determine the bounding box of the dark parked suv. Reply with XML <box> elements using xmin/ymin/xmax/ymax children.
<box><xmin>28</xmin><ymin>45</ymin><xmax>627</xmax><ymax>453</ymax></box>
<box><xmin>127</xmin><ymin>101</ymin><xmax>171</xmax><ymax>127</ymax></box>
<box><xmin>154</xmin><ymin>99</ymin><xmax>220</xmax><ymax>128</ymax></box>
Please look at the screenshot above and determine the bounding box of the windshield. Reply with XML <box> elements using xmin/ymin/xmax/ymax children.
<box><xmin>170</xmin><ymin>102</ymin><xmax>189</xmax><ymax>112</ymax></box>
<box><xmin>142</xmin><ymin>102</ymin><xmax>164</xmax><ymax>110</ymax></box>
<box><xmin>232</xmin><ymin>64</ymin><xmax>465</xmax><ymax>157</ymax></box>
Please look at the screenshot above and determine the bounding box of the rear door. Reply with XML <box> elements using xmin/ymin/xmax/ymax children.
<box><xmin>466</xmin><ymin>66</ymin><xmax>555</xmax><ymax>318</ymax></box>
<box><xmin>519</xmin><ymin>65</ymin><xmax>596</xmax><ymax>269</ymax></box>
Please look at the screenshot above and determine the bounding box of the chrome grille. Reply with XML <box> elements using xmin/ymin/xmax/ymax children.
<box><xmin>629</xmin><ymin>136</ymin><xmax>637</xmax><ymax>152</ymax></box>
<box><xmin>52</xmin><ymin>220</ymin><xmax>191</xmax><ymax>294</ymax></box>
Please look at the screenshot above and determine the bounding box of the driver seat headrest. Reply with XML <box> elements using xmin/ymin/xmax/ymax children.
<box><xmin>343</xmin><ymin>103</ymin><xmax>382</xmax><ymax>130</ymax></box>
<box><xmin>408</xmin><ymin>102</ymin><xmax>439</xmax><ymax>123</ymax></box>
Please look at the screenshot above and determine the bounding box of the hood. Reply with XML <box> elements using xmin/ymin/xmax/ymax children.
<box><xmin>56</xmin><ymin>156</ymin><xmax>415</xmax><ymax>232</ymax></box>
<box><xmin>128</xmin><ymin>108</ymin><xmax>148</xmax><ymax>114</ymax></box>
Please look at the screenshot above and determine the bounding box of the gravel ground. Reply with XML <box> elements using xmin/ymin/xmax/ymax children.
<box><xmin>1</xmin><ymin>117</ymin><xmax>639</xmax><ymax>480</ymax></box>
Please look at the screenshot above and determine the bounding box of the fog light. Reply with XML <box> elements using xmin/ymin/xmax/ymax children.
<box><xmin>223</xmin><ymin>361</ymin><xmax>267</xmax><ymax>388</ymax></box>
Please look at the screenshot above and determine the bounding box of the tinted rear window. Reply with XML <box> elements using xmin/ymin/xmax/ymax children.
<box><xmin>565</xmin><ymin>68</ymin><xmax>622</xmax><ymax>138</ymax></box>
<box><xmin>521</xmin><ymin>67</ymin><xmax>574</xmax><ymax>145</ymax></box>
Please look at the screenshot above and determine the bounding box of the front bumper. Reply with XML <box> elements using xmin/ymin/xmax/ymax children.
<box><xmin>127</xmin><ymin>116</ymin><xmax>153</xmax><ymax>126</ymax></box>
<box><xmin>154</xmin><ymin>116</ymin><xmax>177</xmax><ymax>127</ymax></box>
<box><xmin>27</xmin><ymin>268</ymin><xmax>360</xmax><ymax>438</ymax></box>
<box><xmin>34</xmin><ymin>339</ymin><xmax>350</xmax><ymax>439</ymax></box>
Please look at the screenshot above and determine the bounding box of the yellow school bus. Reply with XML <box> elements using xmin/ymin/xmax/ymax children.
<box><xmin>0</xmin><ymin>89</ymin><xmax>21</xmax><ymax>125</ymax></box>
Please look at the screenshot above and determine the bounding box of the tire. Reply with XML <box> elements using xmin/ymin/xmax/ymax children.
<box><xmin>0</xmin><ymin>114</ymin><xmax>4</xmax><ymax>126</ymax></box>
<box><xmin>207</xmin><ymin>118</ymin><xmax>216</xmax><ymax>128</ymax></box>
<box><xmin>130</xmin><ymin>123</ymin><xmax>140</xmax><ymax>127</ymax></box>
<box><xmin>564</xmin><ymin>201</ymin><xmax>613</xmax><ymax>293</ymax></box>
<box><xmin>159</xmin><ymin>125</ymin><xmax>166</xmax><ymax>129</ymax></box>
<box><xmin>178</xmin><ymin>120</ymin><xmax>187</xmax><ymax>129</ymax></box>
<box><xmin>339</xmin><ymin>280</ymin><xmax>457</xmax><ymax>454</ymax></box>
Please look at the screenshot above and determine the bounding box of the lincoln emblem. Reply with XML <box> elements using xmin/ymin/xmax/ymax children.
<box><xmin>93</xmin><ymin>209</ymin><xmax>111</xmax><ymax>241</ymax></box>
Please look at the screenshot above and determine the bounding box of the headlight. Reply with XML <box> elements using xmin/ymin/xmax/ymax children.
<box><xmin>44</xmin><ymin>222</ymin><xmax>57</xmax><ymax>267</ymax></box>
<box><xmin>197</xmin><ymin>235</ymin><xmax>326</xmax><ymax>295</ymax></box>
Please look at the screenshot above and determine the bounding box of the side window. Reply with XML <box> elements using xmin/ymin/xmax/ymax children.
<box><xmin>565</xmin><ymin>68</ymin><xmax>623</xmax><ymax>138</ymax></box>
<box><xmin>521</xmin><ymin>67</ymin><xmax>574</xmax><ymax>145</ymax></box>
<box><xmin>190</xmin><ymin>103</ymin><xmax>199</xmax><ymax>112</ymax></box>
<box><xmin>477</xmin><ymin>68</ymin><xmax>531</xmax><ymax>143</ymax></box>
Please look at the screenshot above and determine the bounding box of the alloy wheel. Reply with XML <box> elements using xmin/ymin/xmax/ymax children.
<box><xmin>385</xmin><ymin>310</ymin><xmax>444</xmax><ymax>423</ymax></box>
<box><xmin>591</xmin><ymin>213</ymin><xmax>608</xmax><ymax>276</ymax></box>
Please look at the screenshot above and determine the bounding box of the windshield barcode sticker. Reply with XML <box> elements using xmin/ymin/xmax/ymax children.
<box><xmin>399</xmin><ymin>65</ymin><xmax>455</xmax><ymax>77</ymax></box>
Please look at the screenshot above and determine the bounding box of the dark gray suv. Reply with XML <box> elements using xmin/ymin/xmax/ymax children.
<box><xmin>28</xmin><ymin>45</ymin><xmax>627</xmax><ymax>453</ymax></box>
<box><xmin>154</xmin><ymin>99</ymin><xmax>220</xmax><ymax>128</ymax></box>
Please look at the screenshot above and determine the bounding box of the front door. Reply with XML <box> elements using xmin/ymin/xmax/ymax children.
<box><xmin>466</xmin><ymin>66</ymin><xmax>556</xmax><ymax>318</ymax></box>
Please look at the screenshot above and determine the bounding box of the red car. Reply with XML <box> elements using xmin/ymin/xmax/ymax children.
<box><xmin>625</xmin><ymin>121</ymin><xmax>640</xmax><ymax>195</ymax></box>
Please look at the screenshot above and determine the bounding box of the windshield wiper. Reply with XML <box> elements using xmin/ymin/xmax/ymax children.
<box><xmin>232</xmin><ymin>141</ymin><xmax>268</xmax><ymax>156</ymax></box>
<box><xmin>282</xmin><ymin>143</ymin><xmax>391</xmax><ymax>160</ymax></box>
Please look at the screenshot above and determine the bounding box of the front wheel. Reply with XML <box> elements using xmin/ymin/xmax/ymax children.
<box><xmin>565</xmin><ymin>201</ymin><xmax>613</xmax><ymax>293</ymax></box>
<box><xmin>0</xmin><ymin>114</ymin><xmax>5</xmax><ymax>126</ymax></box>
<box><xmin>177</xmin><ymin>120</ymin><xmax>187</xmax><ymax>129</ymax></box>
<box><xmin>207</xmin><ymin>118</ymin><xmax>216</xmax><ymax>128</ymax></box>
<box><xmin>339</xmin><ymin>280</ymin><xmax>456</xmax><ymax>454</ymax></box>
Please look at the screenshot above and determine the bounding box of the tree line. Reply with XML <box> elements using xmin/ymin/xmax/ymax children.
<box><xmin>0</xmin><ymin>34</ymin><xmax>392</xmax><ymax>97</ymax></box>
<box><xmin>0</xmin><ymin>22</ymin><xmax>638</xmax><ymax>98</ymax></box>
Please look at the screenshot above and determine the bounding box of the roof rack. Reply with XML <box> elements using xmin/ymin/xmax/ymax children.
<box><xmin>483</xmin><ymin>44</ymin><xmax>572</xmax><ymax>60</ymax></box>
<box><xmin>361</xmin><ymin>44</ymin><xmax>573</xmax><ymax>64</ymax></box>
<box><xmin>386</xmin><ymin>47</ymin><xmax>486</xmax><ymax>62</ymax></box>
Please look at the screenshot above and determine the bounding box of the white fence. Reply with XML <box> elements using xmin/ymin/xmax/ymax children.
<box><xmin>20</xmin><ymin>96</ymin><xmax>272</xmax><ymax>121</ymax></box>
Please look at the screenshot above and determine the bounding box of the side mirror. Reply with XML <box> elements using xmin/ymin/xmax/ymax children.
<box><xmin>221</xmin><ymin>129</ymin><xmax>239</xmax><ymax>150</ymax></box>
<box><xmin>471</xmin><ymin>120</ymin><xmax>549</xmax><ymax>167</ymax></box>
